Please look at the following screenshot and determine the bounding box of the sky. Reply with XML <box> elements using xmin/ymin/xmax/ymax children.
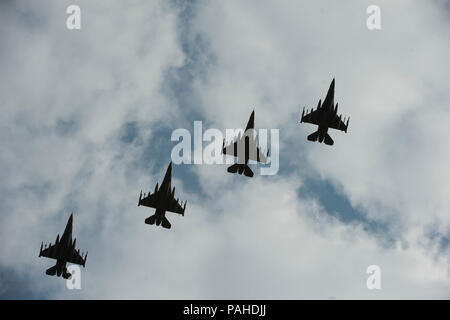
<box><xmin>0</xmin><ymin>0</ymin><xmax>449</xmax><ymax>299</ymax></box>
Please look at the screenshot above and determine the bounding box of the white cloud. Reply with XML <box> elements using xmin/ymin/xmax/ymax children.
<box><xmin>59</xmin><ymin>177</ymin><xmax>450</xmax><ymax>299</ymax></box>
<box><xmin>0</xmin><ymin>0</ymin><xmax>449</xmax><ymax>299</ymax></box>
<box><xmin>187</xmin><ymin>0</ymin><xmax>450</xmax><ymax>240</ymax></box>
<box><xmin>0</xmin><ymin>0</ymin><xmax>184</xmax><ymax>282</ymax></box>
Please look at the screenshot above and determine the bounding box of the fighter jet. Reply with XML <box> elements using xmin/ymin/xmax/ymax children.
<box><xmin>138</xmin><ymin>162</ymin><xmax>186</xmax><ymax>229</ymax></box>
<box><xmin>300</xmin><ymin>78</ymin><xmax>349</xmax><ymax>145</ymax></box>
<box><xmin>39</xmin><ymin>213</ymin><xmax>87</xmax><ymax>279</ymax></box>
<box><xmin>222</xmin><ymin>110</ymin><xmax>269</xmax><ymax>177</ymax></box>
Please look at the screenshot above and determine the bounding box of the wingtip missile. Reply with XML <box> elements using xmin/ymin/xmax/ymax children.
<box><xmin>138</xmin><ymin>190</ymin><xmax>142</xmax><ymax>206</ymax></box>
<box><xmin>39</xmin><ymin>242</ymin><xmax>43</xmax><ymax>257</ymax></box>
<box><xmin>301</xmin><ymin>107</ymin><xmax>305</xmax><ymax>122</ymax></box>
<box><xmin>346</xmin><ymin>117</ymin><xmax>350</xmax><ymax>133</ymax></box>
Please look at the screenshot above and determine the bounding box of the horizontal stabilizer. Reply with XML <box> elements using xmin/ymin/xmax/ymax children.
<box><xmin>161</xmin><ymin>217</ymin><xmax>171</xmax><ymax>229</ymax></box>
<box><xmin>243</xmin><ymin>165</ymin><xmax>254</xmax><ymax>178</ymax></box>
<box><xmin>227</xmin><ymin>163</ymin><xmax>240</xmax><ymax>174</ymax></box>
<box><xmin>63</xmin><ymin>268</ymin><xmax>72</xmax><ymax>280</ymax></box>
<box><xmin>145</xmin><ymin>214</ymin><xmax>157</xmax><ymax>225</ymax></box>
<box><xmin>324</xmin><ymin>133</ymin><xmax>334</xmax><ymax>146</ymax></box>
<box><xmin>46</xmin><ymin>265</ymin><xmax>57</xmax><ymax>276</ymax></box>
<box><xmin>307</xmin><ymin>131</ymin><xmax>319</xmax><ymax>142</ymax></box>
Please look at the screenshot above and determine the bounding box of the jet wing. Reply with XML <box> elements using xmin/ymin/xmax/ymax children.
<box><xmin>166</xmin><ymin>198</ymin><xmax>186</xmax><ymax>216</ymax></box>
<box><xmin>222</xmin><ymin>137</ymin><xmax>268</xmax><ymax>164</ymax></box>
<box><xmin>250</xmin><ymin>146</ymin><xmax>269</xmax><ymax>164</ymax></box>
<box><xmin>328</xmin><ymin>115</ymin><xmax>349</xmax><ymax>132</ymax></box>
<box><xmin>67</xmin><ymin>249</ymin><xmax>87</xmax><ymax>266</ymax></box>
<box><xmin>138</xmin><ymin>191</ymin><xmax>157</xmax><ymax>208</ymax></box>
<box><xmin>39</xmin><ymin>243</ymin><xmax>59</xmax><ymax>259</ymax></box>
<box><xmin>139</xmin><ymin>189</ymin><xmax>185</xmax><ymax>215</ymax></box>
<box><xmin>222</xmin><ymin>139</ymin><xmax>239</xmax><ymax>157</ymax></box>
<box><xmin>301</xmin><ymin>108</ymin><xmax>320</xmax><ymax>125</ymax></box>
<box><xmin>166</xmin><ymin>193</ymin><xmax>186</xmax><ymax>216</ymax></box>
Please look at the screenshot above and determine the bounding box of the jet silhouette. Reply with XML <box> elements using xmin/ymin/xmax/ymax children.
<box><xmin>300</xmin><ymin>78</ymin><xmax>349</xmax><ymax>145</ymax></box>
<box><xmin>39</xmin><ymin>213</ymin><xmax>87</xmax><ymax>279</ymax></box>
<box><xmin>138</xmin><ymin>162</ymin><xmax>186</xmax><ymax>229</ymax></box>
<box><xmin>222</xmin><ymin>110</ymin><xmax>269</xmax><ymax>177</ymax></box>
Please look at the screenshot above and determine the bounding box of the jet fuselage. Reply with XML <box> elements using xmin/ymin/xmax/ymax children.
<box><xmin>42</xmin><ymin>214</ymin><xmax>78</xmax><ymax>279</ymax></box>
<box><xmin>144</xmin><ymin>162</ymin><xmax>174</xmax><ymax>227</ymax></box>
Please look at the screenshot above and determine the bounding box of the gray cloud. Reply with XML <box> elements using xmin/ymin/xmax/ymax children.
<box><xmin>0</xmin><ymin>0</ymin><xmax>449</xmax><ymax>299</ymax></box>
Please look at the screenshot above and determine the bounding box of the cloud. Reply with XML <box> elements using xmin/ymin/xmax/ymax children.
<box><xmin>0</xmin><ymin>0</ymin><xmax>449</xmax><ymax>299</ymax></box>
<box><xmin>0</xmin><ymin>0</ymin><xmax>185</xmax><ymax>295</ymax></box>
<box><xmin>185</xmin><ymin>0</ymin><xmax>450</xmax><ymax>240</ymax></box>
<box><xmin>55</xmin><ymin>177</ymin><xmax>450</xmax><ymax>299</ymax></box>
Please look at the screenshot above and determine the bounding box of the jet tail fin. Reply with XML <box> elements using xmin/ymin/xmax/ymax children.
<box><xmin>307</xmin><ymin>131</ymin><xmax>319</xmax><ymax>142</ymax></box>
<box><xmin>324</xmin><ymin>133</ymin><xmax>334</xmax><ymax>146</ymax></box>
<box><xmin>145</xmin><ymin>214</ymin><xmax>157</xmax><ymax>225</ymax></box>
<box><xmin>227</xmin><ymin>164</ymin><xmax>254</xmax><ymax>177</ymax></box>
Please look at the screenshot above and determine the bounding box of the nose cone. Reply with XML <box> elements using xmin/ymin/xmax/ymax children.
<box><xmin>162</xmin><ymin>161</ymin><xmax>173</xmax><ymax>187</ymax></box>
<box><xmin>63</xmin><ymin>212</ymin><xmax>74</xmax><ymax>236</ymax></box>
<box><xmin>245</xmin><ymin>110</ymin><xmax>255</xmax><ymax>131</ymax></box>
